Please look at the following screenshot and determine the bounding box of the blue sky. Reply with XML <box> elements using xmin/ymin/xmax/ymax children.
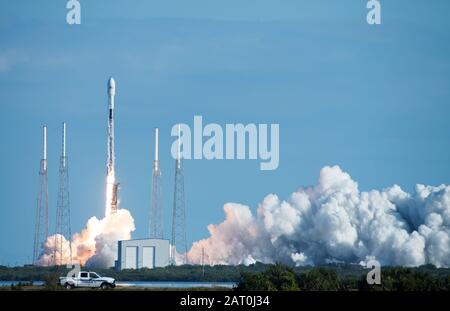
<box><xmin>0</xmin><ymin>0</ymin><xmax>449</xmax><ymax>265</ymax></box>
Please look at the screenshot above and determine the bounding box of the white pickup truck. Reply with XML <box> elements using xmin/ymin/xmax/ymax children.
<box><xmin>59</xmin><ymin>271</ymin><xmax>116</xmax><ymax>290</ymax></box>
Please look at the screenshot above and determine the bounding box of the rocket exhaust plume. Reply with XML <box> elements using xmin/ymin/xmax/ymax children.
<box><xmin>106</xmin><ymin>77</ymin><xmax>119</xmax><ymax>216</ymax></box>
<box><xmin>36</xmin><ymin>77</ymin><xmax>135</xmax><ymax>268</ymax></box>
<box><xmin>187</xmin><ymin>166</ymin><xmax>450</xmax><ymax>268</ymax></box>
<box><xmin>39</xmin><ymin>209</ymin><xmax>135</xmax><ymax>267</ymax></box>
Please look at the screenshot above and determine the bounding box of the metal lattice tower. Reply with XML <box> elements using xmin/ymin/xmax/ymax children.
<box><xmin>150</xmin><ymin>128</ymin><xmax>163</xmax><ymax>239</ymax></box>
<box><xmin>54</xmin><ymin>122</ymin><xmax>72</xmax><ymax>266</ymax></box>
<box><xmin>33</xmin><ymin>126</ymin><xmax>49</xmax><ymax>265</ymax></box>
<box><xmin>170</xmin><ymin>125</ymin><xmax>188</xmax><ymax>265</ymax></box>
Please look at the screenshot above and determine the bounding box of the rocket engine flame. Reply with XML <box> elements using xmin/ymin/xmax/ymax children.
<box><xmin>105</xmin><ymin>171</ymin><xmax>116</xmax><ymax>217</ymax></box>
<box><xmin>35</xmin><ymin>77</ymin><xmax>132</xmax><ymax>268</ymax></box>
<box><xmin>37</xmin><ymin>209</ymin><xmax>135</xmax><ymax>267</ymax></box>
<box><xmin>106</xmin><ymin>77</ymin><xmax>118</xmax><ymax>215</ymax></box>
<box><xmin>37</xmin><ymin>165</ymin><xmax>132</xmax><ymax>268</ymax></box>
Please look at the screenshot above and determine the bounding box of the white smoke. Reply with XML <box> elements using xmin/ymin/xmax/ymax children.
<box><xmin>37</xmin><ymin>209</ymin><xmax>135</xmax><ymax>268</ymax></box>
<box><xmin>188</xmin><ymin>166</ymin><xmax>450</xmax><ymax>268</ymax></box>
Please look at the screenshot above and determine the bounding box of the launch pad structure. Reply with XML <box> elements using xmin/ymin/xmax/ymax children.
<box><xmin>54</xmin><ymin>122</ymin><xmax>72</xmax><ymax>265</ymax></box>
<box><xmin>170</xmin><ymin>125</ymin><xmax>188</xmax><ymax>265</ymax></box>
<box><xmin>31</xmin><ymin>77</ymin><xmax>191</xmax><ymax>267</ymax></box>
<box><xmin>33</xmin><ymin>126</ymin><xmax>48</xmax><ymax>265</ymax></box>
<box><xmin>150</xmin><ymin>128</ymin><xmax>164</xmax><ymax>239</ymax></box>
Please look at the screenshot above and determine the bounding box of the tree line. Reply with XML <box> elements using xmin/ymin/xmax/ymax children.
<box><xmin>0</xmin><ymin>263</ymin><xmax>449</xmax><ymax>291</ymax></box>
<box><xmin>236</xmin><ymin>264</ymin><xmax>450</xmax><ymax>291</ymax></box>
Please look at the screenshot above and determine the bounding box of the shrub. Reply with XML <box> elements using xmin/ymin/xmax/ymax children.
<box><xmin>298</xmin><ymin>268</ymin><xmax>342</xmax><ymax>291</ymax></box>
<box><xmin>236</xmin><ymin>264</ymin><xmax>299</xmax><ymax>291</ymax></box>
<box><xmin>43</xmin><ymin>273</ymin><xmax>61</xmax><ymax>291</ymax></box>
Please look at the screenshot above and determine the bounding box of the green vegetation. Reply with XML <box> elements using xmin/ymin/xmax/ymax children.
<box><xmin>0</xmin><ymin>263</ymin><xmax>449</xmax><ymax>291</ymax></box>
<box><xmin>357</xmin><ymin>267</ymin><xmax>450</xmax><ymax>291</ymax></box>
<box><xmin>297</xmin><ymin>267</ymin><xmax>343</xmax><ymax>291</ymax></box>
<box><xmin>237</xmin><ymin>264</ymin><xmax>450</xmax><ymax>291</ymax></box>
<box><xmin>0</xmin><ymin>284</ymin><xmax>231</xmax><ymax>291</ymax></box>
<box><xmin>236</xmin><ymin>265</ymin><xmax>299</xmax><ymax>291</ymax></box>
<box><xmin>0</xmin><ymin>263</ymin><xmax>268</xmax><ymax>282</ymax></box>
<box><xmin>42</xmin><ymin>273</ymin><xmax>61</xmax><ymax>291</ymax></box>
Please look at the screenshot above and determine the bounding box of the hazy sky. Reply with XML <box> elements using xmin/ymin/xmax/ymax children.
<box><xmin>0</xmin><ymin>0</ymin><xmax>449</xmax><ymax>265</ymax></box>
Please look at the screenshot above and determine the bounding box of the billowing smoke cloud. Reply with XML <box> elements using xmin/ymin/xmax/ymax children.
<box><xmin>188</xmin><ymin>166</ymin><xmax>450</xmax><ymax>267</ymax></box>
<box><xmin>37</xmin><ymin>209</ymin><xmax>135</xmax><ymax>268</ymax></box>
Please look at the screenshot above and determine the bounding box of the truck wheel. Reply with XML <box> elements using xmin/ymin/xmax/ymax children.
<box><xmin>64</xmin><ymin>283</ymin><xmax>73</xmax><ymax>290</ymax></box>
<box><xmin>101</xmin><ymin>283</ymin><xmax>110</xmax><ymax>290</ymax></box>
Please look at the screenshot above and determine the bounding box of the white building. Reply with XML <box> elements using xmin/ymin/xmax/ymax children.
<box><xmin>115</xmin><ymin>238</ymin><xmax>170</xmax><ymax>270</ymax></box>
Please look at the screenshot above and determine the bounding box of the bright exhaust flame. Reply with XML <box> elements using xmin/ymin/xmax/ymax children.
<box><xmin>36</xmin><ymin>170</ymin><xmax>135</xmax><ymax>268</ymax></box>
<box><xmin>36</xmin><ymin>76</ymin><xmax>131</xmax><ymax>267</ymax></box>
<box><xmin>105</xmin><ymin>171</ymin><xmax>115</xmax><ymax>217</ymax></box>
<box><xmin>38</xmin><ymin>209</ymin><xmax>135</xmax><ymax>267</ymax></box>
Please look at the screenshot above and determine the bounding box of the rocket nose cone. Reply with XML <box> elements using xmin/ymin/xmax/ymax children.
<box><xmin>108</xmin><ymin>77</ymin><xmax>116</xmax><ymax>95</ymax></box>
<box><xmin>108</xmin><ymin>77</ymin><xmax>115</xmax><ymax>88</ymax></box>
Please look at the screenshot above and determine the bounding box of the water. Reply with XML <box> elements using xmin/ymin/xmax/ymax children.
<box><xmin>116</xmin><ymin>281</ymin><xmax>236</xmax><ymax>289</ymax></box>
<box><xmin>0</xmin><ymin>280</ymin><xmax>235</xmax><ymax>288</ymax></box>
<box><xmin>0</xmin><ymin>281</ymin><xmax>44</xmax><ymax>287</ymax></box>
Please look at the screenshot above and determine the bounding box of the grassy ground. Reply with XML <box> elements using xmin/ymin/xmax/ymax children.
<box><xmin>0</xmin><ymin>284</ymin><xmax>232</xmax><ymax>291</ymax></box>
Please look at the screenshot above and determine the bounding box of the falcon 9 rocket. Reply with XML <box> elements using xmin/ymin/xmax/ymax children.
<box><xmin>106</xmin><ymin>77</ymin><xmax>119</xmax><ymax>215</ymax></box>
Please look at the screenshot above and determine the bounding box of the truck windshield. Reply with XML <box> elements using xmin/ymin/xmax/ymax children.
<box><xmin>90</xmin><ymin>273</ymin><xmax>100</xmax><ymax>278</ymax></box>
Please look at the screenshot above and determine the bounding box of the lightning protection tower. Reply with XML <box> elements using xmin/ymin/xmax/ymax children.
<box><xmin>150</xmin><ymin>128</ymin><xmax>163</xmax><ymax>239</ymax></box>
<box><xmin>33</xmin><ymin>126</ymin><xmax>49</xmax><ymax>265</ymax></box>
<box><xmin>54</xmin><ymin>122</ymin><xmax>72</xmax><ymax>265</ymax></box>
<box><xmin>170</xmin><ymin>125</ymin><xmax>188</xmax><ymax>265</ymax></box>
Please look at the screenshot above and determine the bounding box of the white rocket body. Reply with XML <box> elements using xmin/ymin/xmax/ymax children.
<box><xmin>107</xmin><ymin>77</ymin><xmax>115</xmax><ymax>175</ymax></box>
<box><xmin>105</xmin><ymin>77</ymin><xmax>119</xmax><ymax>215</ymax></box>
